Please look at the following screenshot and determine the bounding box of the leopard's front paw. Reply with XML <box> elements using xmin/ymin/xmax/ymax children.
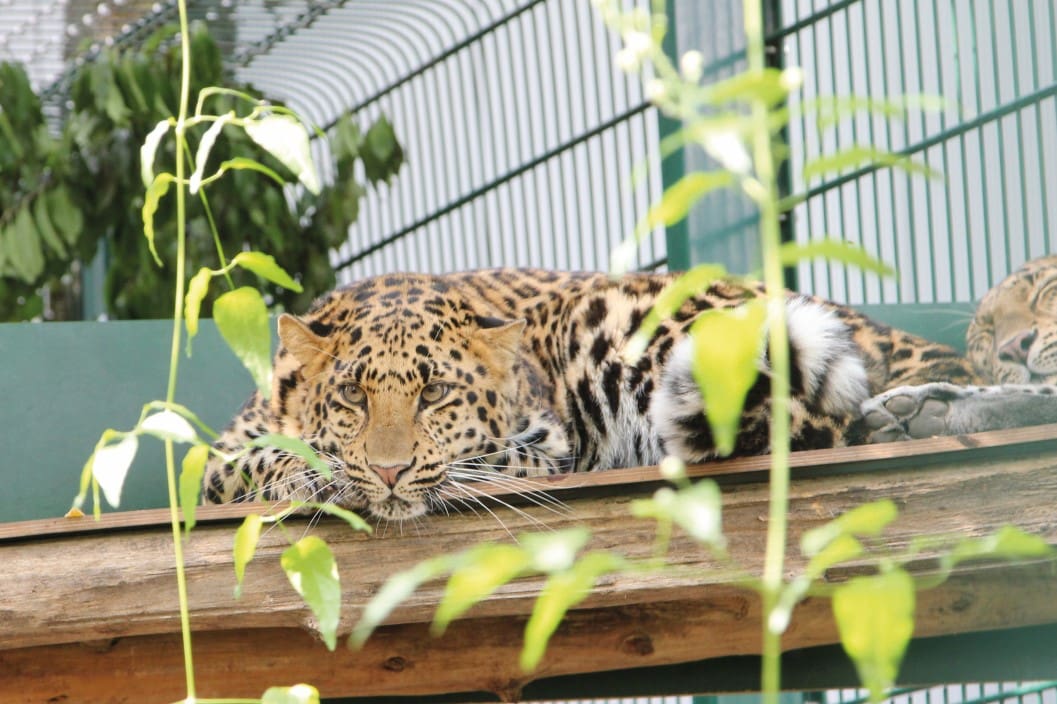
<box><xmin>860</xmin><ymin>382</ymin><xmax>968</xmax><ymax>443</ymax></box>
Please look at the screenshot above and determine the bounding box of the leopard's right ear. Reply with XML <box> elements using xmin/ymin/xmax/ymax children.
<box><xmin>278</xmin><ymin>313</ymin><xmax>327</xmax><ymax>367</ymax></box>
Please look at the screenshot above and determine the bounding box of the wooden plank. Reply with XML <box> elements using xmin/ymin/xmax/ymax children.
<box><xmin>5</xmin><ymin>422</ymin><xmax>1057</xmax><ymax>543</ymax></box>
<box><xmin>3</xmin><ymin>560</ymin><xmax>1056</xmax><ymax>704</ymax></box>
<box><xmin>4</xmin><ymin>435</ymin><xmax>1057</xmax><ymax>702</ymax></box>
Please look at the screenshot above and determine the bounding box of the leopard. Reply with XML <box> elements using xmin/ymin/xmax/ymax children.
<box><xmin>861</xmin><ymin>255</ymin><xmax>1057</xmax><ymax>441</ymax></box>
<box><xmin>203</xmin><ymin>268</ymin><xmax>989</xmax><ymax>522</ymax></box>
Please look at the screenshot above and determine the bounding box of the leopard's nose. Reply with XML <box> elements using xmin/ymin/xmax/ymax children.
<box><xmin>368</xmin><ymin>463</ymin><xmax>411</xmax><ymax>488</ymax></box>
<box><xmin>998</xmin><ymin>328</ymin><xmax>1037</xmax><ymax>364</ymax></box>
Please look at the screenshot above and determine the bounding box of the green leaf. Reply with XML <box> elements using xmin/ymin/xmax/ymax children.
<box><xmin>184</xmin><ymin>266</ymin><xmax>213</xmax><ymax>352</ymax></box>
<box><xmin>261</xmin><ymin>684</ymin><xmax>321</xmax><ymax>704</ymax></box>
<box><xmin>349</xmin><ymin>557</ymin><xmax>452</xmax><ymax>649</ymax></box>
<box><xmin>947</xmin><ymin>525</ymin><xmax>1053</xmax><ymax>567</ymax></box>
<box><xmin>635</xmin><ymin>171</ymin><xmax>735</xmax><ymax>238</ymax></box>
<box><xmin>248</xmin><ymin>433</ymin><xmax>332</xmax><ymax>480</ymax></box>
<box><xmin>179</xmin><ymin>445</ymin><xmax>208</xmax><ymax>533</ymax></box>
<box><xmin>304</xmin><ymin>502</ymin><xmax>372</xmax><ymax>533</ymax></box>
<box><xmin>281</xmin><ymin>536</ymin><xmax>342</xmax><ymax>650</ymax></box>
<box><xmin>46</xmin><ymin>185</ymin><xmax>83</xmax><ymax>247</ymax></box>
<box><xmin>189</xmin><ymin>113</ymin><xmax>234</xmax><ymax>194</ymax></box>
<box><xmin>140</xmin><ymin>409</ymin><xmax>197</xmax><ymax>444</ymax></box>
<box><xmin>32</xmin><ymin>195</ymin><xmax>66</xmax><ymax>257</ymax></box>
<box><xmin>778</xmin><ymin>239</ymin><xmax>895</xmax><ymax>277</ymax></box>
<box><xmin>433</xmin><ymin>544</ymin><xmax>530</xmax><ymax>635</ymax></box>
<box><xmin>805</xmin><ymin>533</ymin><xmax>864</xmax><ymax>579</ymax></box>
<box><xmin>803</xmin><ymin>145</ymin><xmax>941</xmax><ymax>183</ymax></box>
<box><xmin>624</xmin><ymin>263</ymin><xmax>729</xmax><ymax>361</ymax></box>
<box><xmin>706</xmin><ymin>67</ymin><xmax>792</xmax><ymax>107</ymax></box>
<box><xmin>631</xmin><ymin>481</ymin><xmax>724</xmax><ymax>546</ymax></box>
<box><xmin>243</xmin><ymin>114</ymin><xmax>321</xmax><ymax>194</ymax></box>
<box><xmin>214</xmin><ymin>287</ymin><xmax>273</xmax><ymax>399</ymax></box>
<box><xmin>92</xmin><ymin>434</ymin><xmax>139</xmax><ymax>508</ymax></box>
<box><xmin>520</xmin><ymin>527</ymin><xmax>593</xmax><ymax>572</ymax></box>
<box><xmin>801</xmin><ymin>499</ymin><xmax>899</xmax><ymax>557</ymax></box>
<box><xmin>140</xmin><ymin>119</ymin><xmax>170</xmax><ymax>187</ymax></box>
<box><xmin>8</xmin><ymin>206</ymin><xmax>45</xmax><ymax>283</ymax></box>
<box><xmin>214</xmin><ymin>156</ymin><xmax>287</xmax><ymax>188</ymax></box>
<box><xmin>520</xmin><ymin>551</ymin><xmax>624</xmax><ymax>671</ymax></box>
<box><xmin>233</xmin><ymin>513</ymin><xmax>263</xmax><ymax>598</ymax></box>
<box><xmin>233</xmin><ymin>251</ymin><xmax>304</xmax><ymax>292</ymax></box>
<box><xmin>688</xmin><ymin>300</ymin><xmax>767</xmax><ymax>456</ymax></box>
<box><xmin>142</xmin><ymin>174</ymin><xmax>174</xmax><ymax>267</ymax></box>
<box><xmin>360</xmin><ymin>115</ymin><xmax>404</xmax><ymax>184</ymax></box>
<box><xmin>832</xmin><ymin>568</ymin><xmax>915</xmax><ymax>702</ymax></box>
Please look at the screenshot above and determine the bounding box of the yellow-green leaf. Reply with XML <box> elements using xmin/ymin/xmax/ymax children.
<box><xmin>244</xmin><ymin>114</ymin><xmax>321</xmax><ymax>194</ymax></box>
<box><xmin>521</xmin><ymin>527</ymin><xmax>592</xmax><ymax>573</ymax></box>
<box><xmin>179</xmin><ymin>445</ymin><xmax>208</xmax><ymax>533</ymax></box>
<box><xmin>625</xmin><ymin>263</ymin><xmax>729</xmax><ymax>362</ymax></box>
<box><xmin>214</xmin><ymin>287</ymin><xmax>273</xmax><ymax>399</ymax></box>
<box><xmin>233</xmin><ymin>251</ymin><xmax>303</xmax><ymax>292</ymax></box>
<box><xmin>262</xmin><ymin>684</ymin><xmax>321</xmax><ymax>704</ymax></box>
<box><xmin>233</xmin><ymin>513</ymin><xmax>263</xmax><ymax>598</ymax></box>
<box><xmin>8</xmin><ymin>206</ymin><xmax>45</xmax><ymax>283</ymax></box>
<box><xmin>305</xmin><ymin>502</ymin><xmax>372</xmax><ymax>533</ymax></box>
<box><xmin>801</xmin><ymin>499</ymin><xmax>899</xmax><ymax>557</ymax></box>
<box><xmin>803</xmin><ymin>145</ymin><xmax>941</xmax><ymax>183</ymax></box>
<box><xmin>215</xmin><ymin>156</ymin><xmax>287</xmax><ymax>188</ymax></box>
<box><xmin>832</xmin><ymin>568</ymin><xmax>915</xmax><ymax>702</ymax></box>
<box><xmin>249</xmin><ymin>433</ymin><xmax>332</xmax><ymax>480</ymax></box>
<box><xmin>779</xmin><ymin>239</ymin><xmax>895</xmax><ymax>277</ymax></box>
<box><xmin>184</xmin><ymin>266</ymin><xmax>213</xmax><ymax>353</ymax></box>
<box><xmin>635</xmin><ymin>171</ymin><xmax>734</xmax><ymax>238</ymax></box>
<box><xmin>433</xmin><ymin>544</ymin><xmax>529</xmax><ymax>635</ymax></box>
<box><xmin>142</xmin><ymin>174</ymin><xmax>174</xmax><ymax>266</ymax></box>
<box><xmin>282</xmin><ymin>536</ymin><xmax>342</xmax><ymax>650</ymax></box>
<box><xmin>688</xmin><ymin>300</ymin><xmax>767</xmax><ymax>455</ymax></box>
<box><xmin>349</xmin><ymin>557</ymin><xmax>452</xmax><ymax>649</ymax></box>
<box><xmin>520</xmin><ymin>552</ymin><xmax>624</xmax><ymax>671</ymax></box>
<box><xmin>947</xmin><ymin>525</ymin><xmax>1053</xmax><ymax>567</ymax></box>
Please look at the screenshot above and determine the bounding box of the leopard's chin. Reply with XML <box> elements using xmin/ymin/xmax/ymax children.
<box><xmin>366</xmin><ymin>497</ymin><xmax>427</xmax><ymax>521</ymax></box>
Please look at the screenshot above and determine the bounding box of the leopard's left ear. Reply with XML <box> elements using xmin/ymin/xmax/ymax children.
<box><xmin>278</xmin><ymin>313</ymin><xmax>327</xmax><ymax>367</ymax></box>
<box><xmin>471</xmin><ymin>317</ymin><xmax>526</xmax><ymax>368</ymax></box>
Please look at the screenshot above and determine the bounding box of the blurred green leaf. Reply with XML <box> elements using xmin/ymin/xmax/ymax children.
<box><xmin>33</xmin><ymin>196</ymin><xmax>67</xmax><ymax>257</ymax></box>
<box><xmin>626</xmin><ymin>263</ymin><xmax>729</xmax><ymax>361</ymax></box>
<box><xmin>803</xmin><ymin>146</ymin><xmax>941</xmax><ymax>183</ymax></box>
<box><xmin>262</xmin><ymin>684</ymin><xmax>321</xmax><ymax>704</ymax></box>
<box><xmin>778</xmin><ymin>239</ymin><xmax>895</xmax><ymax>277</ymax></box>
<box><xmin>631</xmin><ymin>480</ymin><xmax>724</xmax><ymax>546</ymax></box>
<box><xmin>244</xmin><ymin>114</ymin><xmax>321</xmax><ymax>194</ymax></box>
<box><xmin>140</xmin><ymin>409</ymin><xmax>198</xmax><ymax>444</ymax></box>
<box><xmin>233</xmin><ymin>513</ymin><xmax>263</xmax><ymax>598</ymax></box>
<box><xmin>214</xmin><ymin>286</ymin><xmax>273</xmax><ymax>399</ymax></box>
<box><xmin>179</xmin><ymin>445</ymin><xmax>208</xmax><ymax>533</ymax></box>
<box><xmin>433</xmin><ymin>544</ymin><xmax>529</xmax><ymax>635</ymax></box>
<box><xmin>520</xmin><ymin>551</ymin><xmax>624</xmax><ymax>672</ymax></box>
<box><xmin>689</xmin><ymin>300</ymin><xmax>767</xmax><ymax>456</ymax></box>
<box><xmin>248</xmin><ymin>433</ymin><xmax>332</xmax><ymax>480</ymax></box>
<box><xmin>946</xmin><ymin>525</ymin><xmax>1053</xmax><ymax>568</ymax></box>
<box><xmin>801</xmin><ymin>499</ymin><xmax>899</xmax><ymax>557</ymax></box>
<box><xmin>190</xmin><ymin>113</ymin><xmax>233</xmax><ymax>193</ymax></box>
<box><xmin>46</xmin><ymin>185</ymin><xmax>83</xmax><ymax>247</ymax></box>
<box><xmin>349</xmin><ymin>557</ymin><xmax>452</xmax><ymax>649</ymax></box>
<box><xmin>833</xmin><ymin>568</ymin><xmax>915</xmax><ymax>702</ymax></box>
<box><xmin>636</xmin><ymin>171</ymin><xmax>734</xmax><ymax>238</ymax></box>
<box><xmin>305</xmin><ymin>502</ymin><xmax>372</xmax><ymax>533</ymax></box>
<box><xmin>233</xmin><ymin>251</ymin><xmax>304</xmax><ymax>292</ymax></box>
<box><xmin>520</xmin><ymin>528</ymin><xmax>593</xmax><ymax>573</ymax></box>
<box><xmin>282</xmin><ymin>535</ymin><xmax>342</xmax><ymax>651</ymax></box>
<box><xmin>8</xmin><ymin>206</ymin><xmax>45</xmax><ymax>282</ymax></box>
<box><xmin>360</xmin><ymin>114</ymin><xmax>404</xmax><ymax>183</ymax></box>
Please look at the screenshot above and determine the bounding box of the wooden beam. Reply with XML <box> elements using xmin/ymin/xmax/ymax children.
<box><xmin>3</xmin><ymin>432</ymin><xmax>1057</xmax><ymax>702</ymax></box>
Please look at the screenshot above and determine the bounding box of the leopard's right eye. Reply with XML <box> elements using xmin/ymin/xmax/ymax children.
<box><xmin>338</xmin><ymin>383</ymin><xmax>366</xmax><ymax>407</ymax></box>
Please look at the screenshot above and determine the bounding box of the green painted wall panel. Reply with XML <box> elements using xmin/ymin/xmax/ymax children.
<box><xmin>0</xmin><ymin>320</ymin><xmax>255</xmax><ymax>522</ymax></box>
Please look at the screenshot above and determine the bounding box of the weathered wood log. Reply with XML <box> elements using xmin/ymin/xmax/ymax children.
<box><xmin>3</xmin><ymin>425</ymin><xmax>1057</xmax><ymax>703</ymax></box>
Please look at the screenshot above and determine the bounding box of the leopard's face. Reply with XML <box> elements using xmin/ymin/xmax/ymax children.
<box><xmin>968</xmin><ymin>255</ymin><xmax>1057</xmax><ymax>384</ymax></box>
<box><xmin>270</xmin><ymin>279</ymin><xmax>536</xmax><ymax>521</ymax></box>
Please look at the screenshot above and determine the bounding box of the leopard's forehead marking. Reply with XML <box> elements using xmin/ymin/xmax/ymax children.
<box><xmin>306</xmin><ymin>275</ymin><xmax>486</xmax><ymax>390</ymax></box>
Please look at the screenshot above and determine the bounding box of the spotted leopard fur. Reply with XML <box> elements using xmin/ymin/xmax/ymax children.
<box><xmin>203</xmin><ymin>268</ymin><xmax>979</xmax><ymax>520</ymax></box>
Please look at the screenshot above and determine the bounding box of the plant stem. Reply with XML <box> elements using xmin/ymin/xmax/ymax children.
<box><xmin>164</xmin><ymin>0</ymin><xmax>197</xmax><ymax>698</ymax></box>
<box><xmin>743</xmin><ymin>0</ymin><xmax>791</xmax><ymax>701</ymax></box>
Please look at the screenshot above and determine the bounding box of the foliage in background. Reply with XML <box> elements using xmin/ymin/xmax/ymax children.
<box><xmin>0</xmin><ymin>22</ymin><xmax>402</xmax><ymax>322</ymax></box>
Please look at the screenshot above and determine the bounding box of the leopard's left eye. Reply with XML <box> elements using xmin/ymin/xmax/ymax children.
<box><xmin>420</xmin><ymin>382</ymin><xmax>451</xmax><ymax>406</ymax></box>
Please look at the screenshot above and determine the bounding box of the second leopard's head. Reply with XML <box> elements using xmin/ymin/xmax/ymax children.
<box><xmin>266</xmin><ymin>276</ymin><xmax>559</xmax><ymax>521</ymax></box>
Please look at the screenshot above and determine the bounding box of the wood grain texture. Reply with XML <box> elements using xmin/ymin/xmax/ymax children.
<box><xmin>3</xmin><ymin>431</ymin><xmax>1057</xmax><ymax>702</ymax></box>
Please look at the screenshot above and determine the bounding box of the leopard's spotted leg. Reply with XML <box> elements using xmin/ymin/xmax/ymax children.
<box><xmin>861</xmin><ymin>382</ymin><xmax>1057</xmax><ymax>442</ymax></box>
